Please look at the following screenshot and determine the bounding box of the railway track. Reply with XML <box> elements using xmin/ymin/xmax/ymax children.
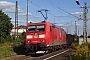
<box><xmin>0</xmin><ymin>48</ymin><xmax>73</xmax><ymax>60</ymax></box>
<box><xmin>0</xmin><ymin>55</ymin><xmax>31</xmax><ymax>60</ymax></box>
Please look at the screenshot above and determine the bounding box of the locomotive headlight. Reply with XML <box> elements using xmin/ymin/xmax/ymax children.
<box><xmin>41</xmin><ymin>40</ymin><xmax>45</xmax><ymax>42</ymax></box>
<box><xmin>39</xmin><ymin>34</ymin><xmax>45</xmax><ymax>38</ymax></box>
<box><xmin>27</xmin><ymin>40</ymin><xmax>31</xmax><ymax>43</ymax></box>
<box><xmin>28</xmin><ymin>41</ymin><xmax>30</xmax><ymax>43</ymax></box>
<box><xmin>26</xmin><ymin>35</ymin><xmax>33</xmax><ymax>39</ymax></box>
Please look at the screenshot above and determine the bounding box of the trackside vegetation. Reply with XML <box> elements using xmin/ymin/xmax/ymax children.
<box><xmin>0</xmin><ymin>10</ymin><xmax>13</xmax><ymax>43</ymax></box>
<box><xmin>71</xmin><ymin>43</ymin><xmax>90</xmax><ymax>60</ymax></box>
<box><xmin>0</xmin><ymin>32</ymin><xmax>26</xmax><ymax>58</ymax></box>
<box><xmin>0</xmin><ymin>10</ymin><xmax>25</xmax><ymax>58</ymax></box>
<box><xmin>0</xmin><ymin>42</ymin><xmax>16</xmax><ymax>58</ymax></box>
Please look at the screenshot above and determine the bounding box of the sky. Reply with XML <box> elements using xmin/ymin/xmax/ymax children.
<box><xmin>0</xmin><ymin>0</ymin><xmax>90</xmax><ymax>35</ymax></box>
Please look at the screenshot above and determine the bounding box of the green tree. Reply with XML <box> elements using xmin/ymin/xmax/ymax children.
<box><xmin>18</xmin><ymin>32</ymin><xmax>26</xmax><ymax>45</ymax></box>
<box><xmin>0</xmin><ymin>10</ymin><xmax>13</xmax><ymax>43</ymax></box>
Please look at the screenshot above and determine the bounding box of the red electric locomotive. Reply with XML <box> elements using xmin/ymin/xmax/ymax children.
<box><xmin>25</xmin><ymin>21</ymin><xmax>66</xmax><ymax>54</ymax></box>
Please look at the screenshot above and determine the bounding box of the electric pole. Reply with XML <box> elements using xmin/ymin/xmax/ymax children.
<box><xmin>15</xmin><ymin>1</ymin><xmax>18</xmax><ymax>41</ymax></box>
<box><xmin>26</xmin><ymin>0</ymin><xmax>28</xmax><ymax>25</ymax></box>
<box><xmin>81</xmin><ymin>2</ymin><xmax>88</xmax><ymax>43</ymax></box>
<box><xmin>75</xmin><ymin>21</ymin><xmax>77</xmax><ymax>41</ymax></box>
<box><xmin>76</xmin><ymin>0</ymin><xmax>89</xmax><ymax>43</ymax></box>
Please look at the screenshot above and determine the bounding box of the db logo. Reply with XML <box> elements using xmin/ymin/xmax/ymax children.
<box><xmin>34</xmin><ymin>33</ymin><xmax>38</xmax><ymax>38</ymax></box>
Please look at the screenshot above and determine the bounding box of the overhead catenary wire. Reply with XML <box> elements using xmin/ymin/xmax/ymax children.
<box><xmin>29</xmin><ymin>1</ymin><xmax>42</xmax><ymax>9</ymax></box>
<box><xmin>47</xmin><ymin>0</ymin><xmax>81</xmax><ymax>19</ymax></box>
<box><xmin>28</xmin><ymin>0</ymin><xmax>82</xmax><ymax>23</ymax></box>
<box><xmin>46</xmin><ymin>0</ymin><xmax>63</xmax><ymax>15</ymax></box>
<box><xmin>28</xmin><ymin>0</ymin><xmax>59</xmax><ymax>19</ymax></box>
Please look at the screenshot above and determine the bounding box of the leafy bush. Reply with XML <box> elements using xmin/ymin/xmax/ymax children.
<box><xmin>0</xmin><ymin>42</ymin><xmax>16</xmax><ymax>58</ymax></box>
<box><xmin>71</xmin><ymin>43</ymin><xmax>90</xmax><ymax>60</ymax></box>
<box><xmin>0</xmin><ymin>10</ymin><xmax>13</xmax><ymax>43</ymax></box>
<box><xmin>0</xmin><ymin>32</ymin><xmax>26</xmax><ymax>58</ymax></box>
<box><xmin>12</xmin><ymin>32</ymin><xmax>26</xmax><ymax>55</ymax></box>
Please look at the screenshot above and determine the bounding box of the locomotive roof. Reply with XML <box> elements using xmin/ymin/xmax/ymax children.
<box><xmin>28</xmin><ymin>21</ymin><xmax>64</xmax><ymax>31</ymax></box>
<box><xmin>51</xmin><ymin>23</ymin><xmax>64</xmax><ymax>30</ymax></box>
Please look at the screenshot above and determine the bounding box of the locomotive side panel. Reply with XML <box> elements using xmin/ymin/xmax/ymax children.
<box><xmin>50</xmin><ymin>26</ymin><xmax>56</xmax><ymax>46</ymax></box>
<box><xmin>62</xmin><ymin>30</ymin><xmax>66</xmax><ymax>44</ymax></box>
<box><xmin>49</xmin><ymin>25</ymin><xmax>66</xmax><ymax>46</ymax></box>
<box><xmin>45</xmin><ymin>23</ymin><xmax>51</xmax><ymax>47</ymax></box>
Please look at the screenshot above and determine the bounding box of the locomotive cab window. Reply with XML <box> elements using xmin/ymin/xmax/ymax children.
<box><xmin>50</xmin><ymin>26</ymin><xmax>52</xmax><ymax>32</ymax></box>
<box><xmin>28</xmin><ymin>26</ymin><xmax>36</xmax><ymax>32</ymax></box>
<box><xmin>37</xmin><ymin>25</ymin><xmax>45</xmax><ymax>32</ymax></box>
<box><xmin>27</xmin><ymin>25</ymin><xmax>45</xmax><ymax>32</ymax></box>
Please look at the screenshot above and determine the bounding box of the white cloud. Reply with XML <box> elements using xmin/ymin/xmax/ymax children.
<box><xmin>19</xmin><ymin>12</ymin><xmax>32</xmax><ymax>16</ymax></box>
<box><xmin>71</xmin><ymin>12</ymin><xmax>83</xmax><ymax>15</ymax></box>
<box><xmin>19</xmin><ymin>12</ymin><xmax>40</xmax><ymax>18</ymax></box>
<box><xmin>59</xmin><ymin>24</ymin><xmax>65</xmax><ymax>26</ymax></box>
<box><xmin>72</xmin><ymin>24</ymin><xmax>80</xmax><ymax>26</ymax></box>
<box><xmin>11</xmin><ymin>20</ymin><xmax>22</xmax><ymax>22</ymax></box>
<box><xmin>11</xmin><ymin>20</ymin><xmax>25</xmax><ymax>23</ymax></box>
<box><xmin>0</xmin><ymin>1</ymin><xmax>23</xmax><ymax>13</ymax></box>
<box><xmin>59</xmin><ymin>24</ymin><xmax>68</xmax><ymax>27</ymax></box>
<box><xmin>87</xmin><ymin>16</ymin><xmax>90</xmax><ymax>20</ymax></box>
<box><xmin>0</xmin><ymin>1</ymin><xmax>39</xmax><ymax>18</ymax></box>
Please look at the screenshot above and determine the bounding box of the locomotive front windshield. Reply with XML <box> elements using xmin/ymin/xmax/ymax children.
<box><xmin>28</xmin><ymin>24</ymin><xmax>45</xmax><ymax>32</ymax></box>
